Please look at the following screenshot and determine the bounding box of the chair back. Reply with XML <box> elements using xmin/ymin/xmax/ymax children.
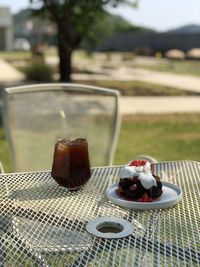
<box><xmin>3</xmin><ymin>83</ymin><xmax>120</xmax><ymax>172</ymax></box>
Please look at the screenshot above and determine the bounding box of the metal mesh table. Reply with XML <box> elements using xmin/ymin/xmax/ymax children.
<box><xmin>0</xmin><ymin>160</ymin><xmax>199</xmax><ymax>266</ymax></box>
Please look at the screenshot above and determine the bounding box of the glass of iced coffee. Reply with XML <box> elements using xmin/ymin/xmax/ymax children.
<box><xmin>51</xmin><ymin>138</ymin><xmax>91</xmax><ymax>190</ymax></box>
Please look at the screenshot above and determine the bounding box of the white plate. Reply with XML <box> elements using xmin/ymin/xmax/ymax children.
<box><xmin>106</xmin><ymin>182</ymin><xmax>182</xmax><ymax>210</ymax></box>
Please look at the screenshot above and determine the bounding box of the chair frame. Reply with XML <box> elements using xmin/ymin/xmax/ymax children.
<box><xmin>3</xmin><ymin>83</ymin><xmax>121</xmax><ymax>171</ymax></box>
<box><xmin>0</xmin><ymin>161</ymin><xmax>4</xmax><ymax>173</ymax></box>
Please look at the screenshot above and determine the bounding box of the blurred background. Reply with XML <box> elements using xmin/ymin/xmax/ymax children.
<box><xmin>0</xmin><ymin>0</ymin><xmax>200</xmax><ymax>171</ymax></box>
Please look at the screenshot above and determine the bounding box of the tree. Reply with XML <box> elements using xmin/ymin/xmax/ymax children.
<box><xmin>30</xmin><ymin>0</ymin><xmax>138</xmax><ymax>82</ymax></box>
<box><xmin>81</xmin><ymin>12</ymin><xmax>136</xmax><ymax>51</ymax></box>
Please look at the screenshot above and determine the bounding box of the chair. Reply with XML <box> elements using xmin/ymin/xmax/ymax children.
<box><xmin>0</xmin><ymin>161</ymin><xmax>4</xmax><ymax>173</ymax></box>
<box><xmin>3</xmin><ymin>83</ymin><xmax>121</xmax><ymax>172</ymax></box>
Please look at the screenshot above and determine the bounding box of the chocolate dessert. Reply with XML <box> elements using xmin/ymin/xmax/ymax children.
<box><xmin>118</xmin><ymin>160</ymin><xmax>162</xmax><ymax>202</ymax></box>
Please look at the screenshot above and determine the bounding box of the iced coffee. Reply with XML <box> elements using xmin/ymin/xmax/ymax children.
<box><xmin>51</xmin><ymin>138</ymin><xmax>91</xmax><ymax>190</ymax></box>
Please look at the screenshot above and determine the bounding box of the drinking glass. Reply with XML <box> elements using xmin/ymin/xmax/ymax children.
<box><xmin>51</xmin><ymin>138</ymin><xmax>91</xmax><ymax>190</ymax></box>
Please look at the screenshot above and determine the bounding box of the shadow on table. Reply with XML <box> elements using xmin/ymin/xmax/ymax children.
<box><xmin>6</xmin><ymin>182</ymin><xmax>80</xmax><ymax>201</ymax></box>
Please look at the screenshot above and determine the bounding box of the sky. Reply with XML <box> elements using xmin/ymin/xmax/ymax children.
<box><xmin>1</xmin><ymin>0</ymin><xmax>200</xmax><ymax>32</ymax></box>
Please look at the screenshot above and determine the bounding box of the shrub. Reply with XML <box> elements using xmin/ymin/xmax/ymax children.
<box><xmin>23</xmin><ymin>61</ymin><xmax>53</xmax><ymax>82</ymax></box>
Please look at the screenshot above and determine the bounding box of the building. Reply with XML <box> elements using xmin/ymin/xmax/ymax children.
<box><xmin>0</xmin><ymin>7</ymin><xmax>13</xmax><ymax>51</ymax></box>
<box><xmin>13</xmin><ymin>9</ymin><xmax>56</xmax><ymax>46</ymax></box>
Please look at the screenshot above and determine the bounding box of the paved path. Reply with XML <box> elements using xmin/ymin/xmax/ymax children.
<box><xmin>120</xmin><ymin>96</ymin><xmax>200</xmax><ymax>114</ymax></box>
<box><xmin>109</xmin><ymin>67</ymin><xmax>200</xmax><ymax>94</ymax></box>
<box><xmin>73</xmin><ymin>67</ymin><xmax>200</xmax><ymax>94</ymax></box>
<box><xmin>0</xmin><ymin>58</ymin><xmax>200</xmax><ymax>114</ymax></box>
<box><xmin>0</xmin><ymin>59</ymin><xmax>24</xmax><ymax>83</ymax></box>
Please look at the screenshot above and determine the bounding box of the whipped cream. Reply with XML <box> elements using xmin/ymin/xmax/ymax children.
<box><xmin>119</xmin><ymin>161</ymin><xmax>156</xmax><ymax>189</ymax></box>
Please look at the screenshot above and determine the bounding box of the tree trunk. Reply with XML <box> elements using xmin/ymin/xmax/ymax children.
<box><xmin>57</xmin><ymin>27</ymin><xmax>72</xmax><ymax>82</ymax></box>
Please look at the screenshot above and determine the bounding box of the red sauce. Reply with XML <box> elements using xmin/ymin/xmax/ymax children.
<box><xmin>115</xmin><ymin>188</ymin><xmax>161</xmax><ymax>203</ymax></box>
<box><xmin>128</xmin><ymin>159</ymin><xmax>154</xmax><ymax>174</ymax></box>
<box><xmin>128</xmin><ymin>159</ymin><xmax>147</xmax><ymax>167</ymax></box>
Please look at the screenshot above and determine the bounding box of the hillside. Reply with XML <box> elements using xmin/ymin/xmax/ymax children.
<box><xmin>167</xmin><ymin>24</ymin><xmax>200</xmax><ymax>33</ymax></box>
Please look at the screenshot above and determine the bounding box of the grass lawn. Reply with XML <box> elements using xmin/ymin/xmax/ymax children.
<box><xmin>132</xmin><ymin>58</ymin><xmax>200</xmax><ymax>77</ymax></box>
<box><xmin>0</xmin><ymin>127</ymin><xmax>11</xmax><ymax>172</ymax></box>
<box><xmin>0</xmin><ymin>51</ymin><xmax>31</xmax><ymax>62</ymax></box>
<box><xmin>114</xmin><ymin>113</ymin><xmax>200</xmax><ymax>165</ymax></box>
<box><xmin>77</xmin><ymin>80</ymin><xmax>199</xmax><ymax>96</ymax></box>
<box><xmin>1</xmin><ymin>113</ymin><xmax>200</xmax><ymax>172</ymax></box>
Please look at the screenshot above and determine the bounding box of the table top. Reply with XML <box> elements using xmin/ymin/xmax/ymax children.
<box><xmin>0</xmin><ymin>160</ymin><xmax>199</xmax><ymax>267</ymax></box>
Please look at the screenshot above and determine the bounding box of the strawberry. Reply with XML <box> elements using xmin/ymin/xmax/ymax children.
<box><xmin>138</xmin><ymin>193</ymin><xmax>152</xmax><ymax>202</ymax></box>
<box><xmin>129</xmin><ymin>159</ymin><xmax>147</xmax><ymax>167</ymax></box>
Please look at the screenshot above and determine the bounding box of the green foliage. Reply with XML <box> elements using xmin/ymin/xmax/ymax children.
<box><xmin>22</xmin><ymin>61</ymin><xmax>53</xmax><ymax>82</ymax></box>
<box><xmin>30</xmin><ymin>0</ymin><xmax>138</xmax><ymax>48</ymax></box>
<box><xmin>29</xmin><ymin>0</ymin><xmax>138</xmax><ymax>81</ymax></box>
<box><xmin>80</xmin><ymin>12</ymin><xmax>145</xmax><ymax>51</ymax></box>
